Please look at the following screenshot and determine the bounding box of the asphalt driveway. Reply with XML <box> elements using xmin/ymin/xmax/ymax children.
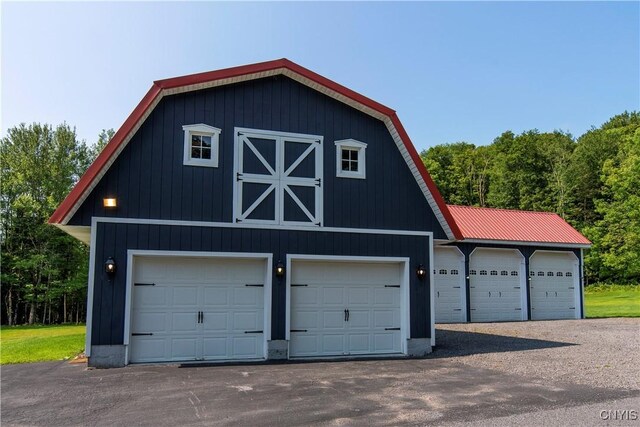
<box><xmin>2</xmin><ymin>319</ymin><xmax>639</xmax><ymax>426</ymax></box>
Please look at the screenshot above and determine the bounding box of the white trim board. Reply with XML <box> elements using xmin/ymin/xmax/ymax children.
<box><xmin>285</xmin><ymin>254</ymin><xmax>412</xmax><ymax>356</ymax></box>
<box><xmin>122</xmin><ymin>250</ymin><xmax>273</xmax><ymax>365</ymax></box>
<box><xmin>88</xmin><ymin>216</ymin><xmax>434</xmax><ymax>237</ymax></box>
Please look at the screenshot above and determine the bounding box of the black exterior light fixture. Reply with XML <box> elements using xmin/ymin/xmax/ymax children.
<box><xmin>105</xmin><ymin>257</ymin><xmax>117</xmax><ymax>277</ymax></box>
<box><xmin>275</xmin><ymin>260</ymin><xmax>285</xmax><ymax>278</ymax></box>
<box><xmin>416</xmin><ymin>264</ymin><xmax>426</xmax><ymax>281</ymax></box>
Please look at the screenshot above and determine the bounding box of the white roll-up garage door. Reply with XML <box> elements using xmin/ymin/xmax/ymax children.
<box><xmin>289</xmin><ymin>260</ymin><xmax>404</xmax><ymax>358</ymax></box>
<box><xmin>469</xmin><ymin>248</ymin><xmax>525</xmax><ymax>322</ymax></box>
<box><xmin>129</xmin><ymin>256</ymin><xmax>266</xmax><ymax>363</ymax></box>
<box><xmin>434</xmin><ymin>247</ymin><xmax>466</xmax><ymax>323</ymax></box>
<box><xmin>529</xmin><ymin>251</ymin><xmax>580</xmax><ymax>320</ymax></box>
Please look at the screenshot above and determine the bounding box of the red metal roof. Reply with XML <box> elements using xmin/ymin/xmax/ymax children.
<box><xmin>447</xmin><ymin>205</ymin><xmax>591</xmax><ymax>246</ymax></box>
<box><xmin>49</xmin><ymin>59</ymin><xmax>462</xmax><ymax>240</ymax></box>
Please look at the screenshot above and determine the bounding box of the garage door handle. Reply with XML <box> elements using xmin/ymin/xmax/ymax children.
<box><xmin>453</xmin><ymin>286</ymin><xmax>461</xmax><ymax>289</ymax></box>
<box><xmin>385</xmin><ymin>285</ymin><xmax>400</xmax><ymax>288</ymax></box>
<box><xmin>344</xmin><ymin>309</ymin><xmax>350</xmax><ymax>321</ymax></box>
<box><xmin>499</xmin><ymin>291</ymin><xmax>502</xmax><ymax>297</ymax></box>
<box><xmin>290</xmin><ymin>329</ymin><xmax>307</xmax><ymax>333</ymax></box>
<box><xmin>244</xmin><ymin>330</ymin><xmax>263</xmax><ymax>334</ymax></box>
<box><xmin>488</xmin><ymin>291</ymin><xmax>491</xmax><ymax>297</ymax></box>
<box><xmin>245</xmin><ymin>284</ymin><xmax>264</xmax><ymax>287</ymax></box>
<box><xmin>437</xmin><ymin>291</ymin><xmax>440</xmax><ymax>297</ymax></box>
<box><xmin>546</xmin><ymin>292</ymin><xmax>548</xmax><ymax>297</ymax></box>
<box><xmin>132</xmin><ymin>333</ymin><xmax>153</xmax><ymax>336</ymax></box>
<box><xmin>385</xmin><ymin>327</ymin><xmax>400</xmax><ymax>331</ymax></box>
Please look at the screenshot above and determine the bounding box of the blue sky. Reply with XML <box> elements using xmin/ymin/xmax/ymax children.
<box><xmin>2</xmin><ymin>2</ymin><xmax>638</xmax><ymax>151</ymax></box>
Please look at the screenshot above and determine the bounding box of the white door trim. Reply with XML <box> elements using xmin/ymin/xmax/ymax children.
<box><xmin>530</xmin><ymin>250</ymin><xmax>581</xmax><ymax>319</ymax></box>
<box><xmin>469</xmin><ymin>247</ymin><xmax>527</xmax><ymax>321</ymax></box>
<box><xmin>123</xmin><ymin>250</ymin><xmax>273</xmax><ymax>365</ymax></box>
<box><xmin>285</xmin><ymin>254</ymin><xmax>411</xmax><ymax>356</ymax></box>
<box><xmin>434</xmin><ymin>246</ymin><xmax>468</xmax><ymax>323</ymax></box>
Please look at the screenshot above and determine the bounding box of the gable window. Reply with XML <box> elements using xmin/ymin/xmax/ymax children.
<box><xmin>335</xmin><ymin>139</ymin><xmax>367</xmax><ymax>179</ymax></box>
<box><xmin>183</xmin><ymin>124</ymin><xmax>221</xmax><ymax>167</ymax></box>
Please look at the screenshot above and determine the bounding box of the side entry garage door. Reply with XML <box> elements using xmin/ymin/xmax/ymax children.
<box><xmin>529</xmin><ymin>251</ymin><xmax>580</xmax><ymax>320</ymax></box>
<box><xmin>469</xmin><ymin>248</ymin><xmax>525</xmax><ymax>322</ymax></box>
<box><xmin>129</xmin><ymin>256</ymin><xmax>266</xmax><ymax>363</ymax></box>
<box><xmin>434</xmin><ymin>247</ymin><xmax>466</xmax><ymax>323</ymax></box>
<box><xmin>289</xmin><ymin>260</ymin><xmax>403</xmax><ymax>358</ymax></box>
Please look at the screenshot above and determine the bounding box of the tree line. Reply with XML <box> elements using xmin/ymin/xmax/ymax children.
<box><xmin>0</xmin><ymin>125</ymin><xmax>112</xmax><ymax>325</ymax></box>
<box><xmin>420</xmin><ymin>111</ymin><xmax>640</xmax><ymax>285</ymax></box>
<box><xmin>1</xmin><ymin>112</ymin><xmax>637</xmax><ymax>325</ymax></box>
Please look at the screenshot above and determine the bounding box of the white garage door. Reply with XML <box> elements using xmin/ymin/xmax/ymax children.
<box><xmin>469</xmin><ymin>249</ymin><xmax>524</xmax><ymax>322</ymax></box>
<box><xmin>129</xmin><ymin>257</ymin><xmax>266</xmax><ymax>363</ymax></box>
<box><xmin>289</xmin><ymin>261</ymin><xmax>403</xmax><ymax>358</ymax></box>
<box><xmin>530</xmin><ymin>252</ymin><xmax>579</xmax><ymax>320</ymax></box>
<box><xmin>434</xmin><ymin>247</ymin><xmax>466</xmax><ymax>323</ymax></box>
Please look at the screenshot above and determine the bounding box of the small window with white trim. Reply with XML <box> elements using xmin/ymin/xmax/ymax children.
<box><xmin>335</xmin><ymin>139</ymin><xmax>367</xmax><ymax>179</ymax></box>
<box><xmin>183</xmin><ymin>124</ymin><xmax>221</xmax><ymax>167</ymax></box>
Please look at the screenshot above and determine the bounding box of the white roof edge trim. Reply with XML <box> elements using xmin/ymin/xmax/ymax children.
<box><xmin>460</xmin><ymin>238</ymin><xmax>591</xmax><ymax>249</ymax></box>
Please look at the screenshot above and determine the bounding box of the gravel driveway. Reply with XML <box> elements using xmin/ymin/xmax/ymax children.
<box><xmin>2</xmin><ymin>318</ymin><xmax>639</xmax><ymax>426</ymax></box>
<box><xmin>435</xmin><ymin>318</ymin><xmax>640</xmax><ymax>391</ymax></box>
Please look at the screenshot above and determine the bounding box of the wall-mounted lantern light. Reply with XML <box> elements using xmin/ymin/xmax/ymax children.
<box><xmin>105</xmin><ymin>257</ymin><xmax>117</xmax><ymax>277</ymax></box>
<box><xmin>103</xmin><ymin>198</ymin><xmax>117</xmax><ymax>208</ymax></box>
<box><xmin>416</xmin><ymin>264</ymin><xmax>426</xmax><ymax>281</ymax></box>
<box><xmin>275</xmin><ymin>260</ymin><xmax>285</xmax><ymax>278</ymax></box>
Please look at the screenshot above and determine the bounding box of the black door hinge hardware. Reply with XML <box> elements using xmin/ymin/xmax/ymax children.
<box><xmin>132</xmin><ymin>333</ymin><xmax>153</xmax><ymax>336</ymax></box>
<box><xmin>290</xmin><ymin>329</ymin><xmax>307</xmax><ymax>333</ymax></box>
<box><xmin>384</xmin><ymin>327</ymin><xmax>400</xmax><ymax>331</ymax></box>
<box><xmin>134</xmin><ymin>283</ymin><xmax>155</xmax><ymax>286</ymax></box>
<box><xmin>245</xmin><ymin>284</ymin><xmax>264</xmax><ymax>287</ymax></box>
<box><xmin>244</xmin><ymin>330</ymin><xmax>263</xmax><ymax>334</ymax></box>
<box><xmin>291</xmin><ymin>284</ymin><xmax>308</xmax><ymax>287</ymax></box>
<box><xmin>385</xmin><ymin>285</ymin><xmax>400</xmax><ymax>288</ymax></box>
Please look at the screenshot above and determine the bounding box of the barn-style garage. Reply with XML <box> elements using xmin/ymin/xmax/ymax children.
<box><xmin>434</xmin><ymin>205</ymin><xmax>591</xmax><ymax>323</ymax></box>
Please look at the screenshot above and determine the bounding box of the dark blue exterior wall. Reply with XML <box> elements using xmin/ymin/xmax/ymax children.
<box><xmin>443</xmin><ymin>242</ymin><xmax>584</xmax><ymax>321</ymax></box>
<box><xmin>70</xmin><ymin>75</ymin><xmax>447</xmax><ymax>238</ymax></box>
<box><xmin>92</xmin><ymin>223</ymin><xmax>432</xmax><ymax>346</ymax></box>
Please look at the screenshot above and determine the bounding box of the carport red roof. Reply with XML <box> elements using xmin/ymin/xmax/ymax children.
<box><xmin>447</xmin><ymin>205</ymin><xmax>591</xmax><ymax>246</ymax></box>
<box><xmin>48</xmin><ymin>58</ymin><xmax>462</xmax><ymax>240</ymax></box>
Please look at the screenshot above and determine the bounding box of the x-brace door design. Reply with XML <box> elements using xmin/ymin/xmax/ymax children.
<box><xmin>234</xmin><ymin>127</ymin><xmax>323</xmax><ymax>227</ymax></box>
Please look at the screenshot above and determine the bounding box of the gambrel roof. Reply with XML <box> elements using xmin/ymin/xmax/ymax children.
<box><xmin>49</xmin><ymin>59</ymin><xmax>462</xmax><ymax>240</ymax></box>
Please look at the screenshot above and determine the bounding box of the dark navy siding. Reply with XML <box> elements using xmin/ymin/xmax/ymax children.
<box><xmin>70</xmin><ymin>76</ymin><xmax>447</xmax><ymax>238</ymax></box>
<box><xmin>92</xmin><ymin>223</ymin><xmax>432</xmax><ymax>346</ymax></box>
<box><xmin>446</xmin><ymin>242</ymin><xmax>583</xmax><ymax>321</ymax></box>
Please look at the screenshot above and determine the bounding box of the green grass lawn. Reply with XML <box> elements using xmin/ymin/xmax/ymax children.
<box><xmin>0</xmin><ymin>324</ymin><xmax>85</xmax><ymax>365</ymax></box>
<box><xmin>585</xmin><ymin>284</ymin><xmax>640</xmax><ymax>318</ymax></box>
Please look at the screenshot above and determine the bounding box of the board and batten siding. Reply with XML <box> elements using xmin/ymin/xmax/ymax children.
<box><xmin>91</xmin><ymin>222</ymin><xmax>432</xmax><ymax>347</ymax></box>
<box><xmin>447</xmin><ymin>242</ymin><xmax>583</xmax><ymax>321</ymax></box>
<box><xmin>69</xmin><ymin>76</ymin><xmax>447</xmax><ymax>238</ymax></box>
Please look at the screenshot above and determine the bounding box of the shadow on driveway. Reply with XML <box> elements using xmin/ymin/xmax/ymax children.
<box><xmin>431</xmin><ymin>328</ymin><xmax>576</xmax><ymax>358</ymax></box>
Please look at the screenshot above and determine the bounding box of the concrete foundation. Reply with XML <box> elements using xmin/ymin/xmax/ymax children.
<box><xmin>267</xmin><ymin>340</ymin><xmax>288</xmax><ymax>360</ymax></box>
<box><xmin>89</xmin><ymin>345</ymin><xmax>126</xmax><ymax>368</ymax></box>
<box><xmin>407</xmin><ymin>338</ymin><xmax>432</xmax><ymax>357</ymax></box>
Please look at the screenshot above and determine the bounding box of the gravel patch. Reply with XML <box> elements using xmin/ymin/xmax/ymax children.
<box><xmin>434</xmin><ymin>318</ymin><xmax>640</xmax><ymax>390</ymax></box>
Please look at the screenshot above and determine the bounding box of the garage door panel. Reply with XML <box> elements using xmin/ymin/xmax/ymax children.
<box><xmin>203</xmin><ymin>288</ymin><xmax>229</xmax><ymax>305</ymax></box>
<box><xmin>171</xmin><ymin>338</ymin><xmax>198</xmax><ymax>359</ymax></box>
<box><xmin>130</xmin><ymin>256</ymin><xmax>265</xmax><ymax>363</ymax></box>
<box><xmin>290</xmin><ymin>261</ymin><xmax>402</xmax><ymax>358</ymax></box>
<box><xmin>434</xmin><ymin>248</ymin><xmax>465</xmax><ymax>323</ymax></box>
<box><xmin>134</xmin><ymin>286</ymin><xmax>167</xmax><ymax>306</ymax></box>
<box><xmin>469</xmin><ymin>249</ymin><xmax>523</xmax><ymax>322</ymax></box>
<box><xmin>322</xmin><ymin>287</ymin><xmax>346</xmax><ymax>305</ymax></box>
<box><xmin>322</xmin><ymin>311</ymin><xmax>346</xmax><ymax>329</ymax></box>
<box><xmin>233</xmin><ymin>311</ymin><xmax>261</xmax><ymax>331</ymax></box>
<box><xmin>232</xmin><ymin>336</ymin><xmax>261</xmax><ymax>357</ymax></box>
<box><xmin>530</xmin><ymin>252</ymin><xmax>578</xmax><ymax>320</ymax></box>
<box><xmin>172</xmin><ymin>312</ymin><xmax>199</xmax><ymax>332</ymax></box>
<box><xmin>202</xmin><ymin>312</ymin><xmax>228</xmax><ymax>331</ymax></box>
<box><xmin>172</xmin><ymin>287</ymin><xmax>199</xmax><ymax>306</ymax></box>
<box><xmin>132</xmin><ymin>312</ymin><xmax>167</xmax><ymax>332</ymax></box>
<box><xmin>348</xmin><ymin>288</ymin><xmax>370</xmax><ymax>305</ymax></box>
<box><xmin>233</xmin><ymin>288</ymin><xmax>262</xmax><ymax>306</ymax></box>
